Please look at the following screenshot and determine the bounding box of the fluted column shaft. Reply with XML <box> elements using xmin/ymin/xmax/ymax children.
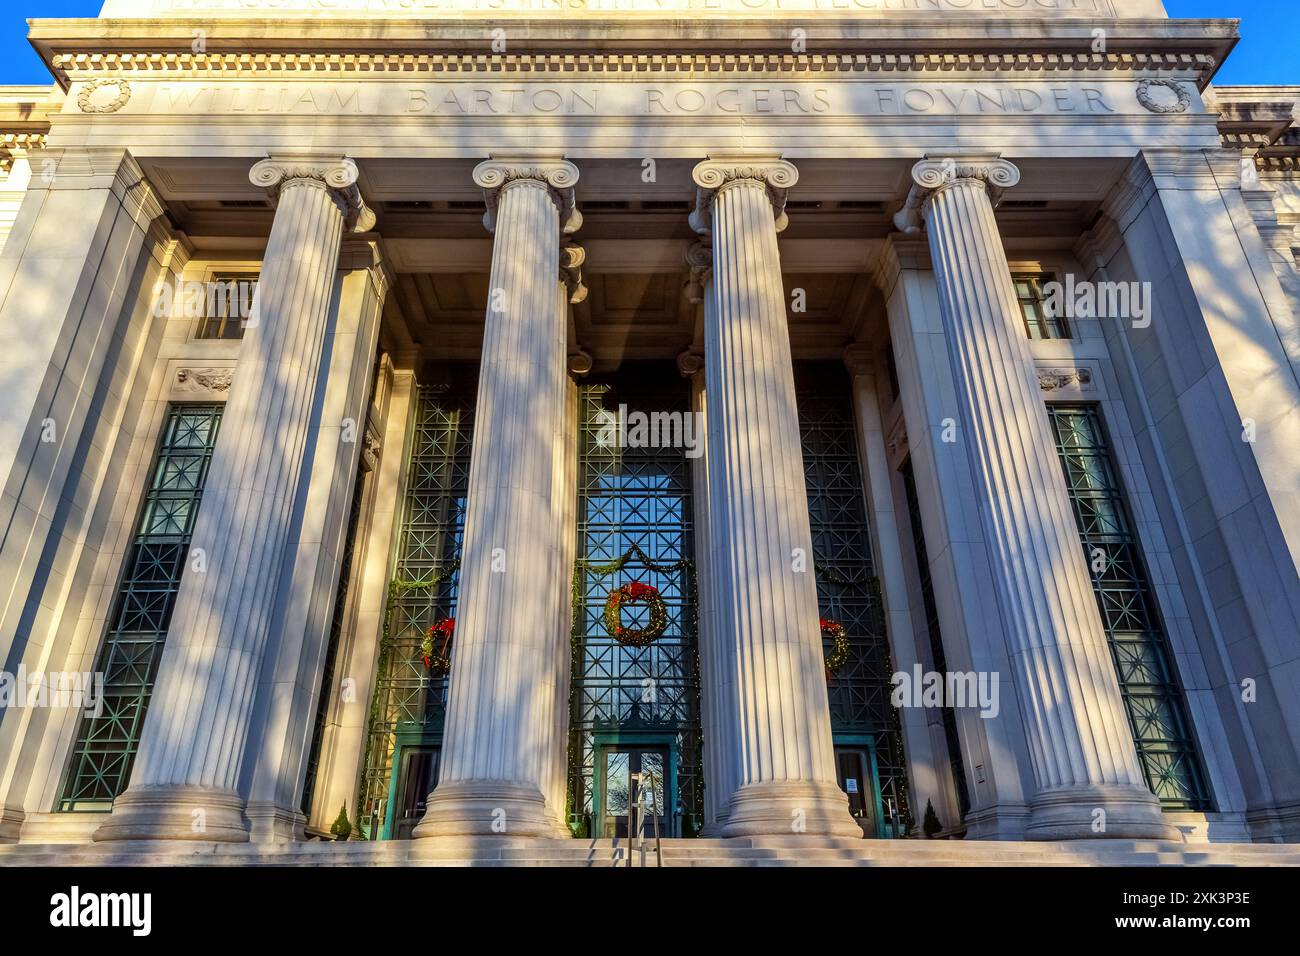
<box><xmin>693</xmin><ymin>156</ymin><xmax>859</xmax><ymax>838</ymax></box>
<box><xmin>96</xmin><ymin>156</ymin><xmax>372</xmax><ymax>842</ymax></box>
<box><xmin>902</xmin><ymin>155</ymin><xmax>1173</xmax><ymax>839</ymax></box>
<box><xmin>415</xmin><ymin>158</ymin><xmax>578</xmax><ymax>838</ymax></box>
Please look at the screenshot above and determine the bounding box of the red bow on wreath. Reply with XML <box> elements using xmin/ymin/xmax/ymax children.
<box><xmin>422</xmin><ymin>617</ymin><xmax>455</xmax><ymax>676</ymax></box>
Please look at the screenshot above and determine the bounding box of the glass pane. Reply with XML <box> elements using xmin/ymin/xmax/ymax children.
<box><xmin>605</xmin><ymin>753</ymin><xmax>630</xmax><ymax>816</ymax></box>
<box><xmin>59</xmin><ymin>404</ymin><xmax>223</xmax><ymax>811</ymax></box>
<box><xmin>1048</xmin><ymin>405</ymin><xmax>1210</xmax><ymax>810</ymax></box>
<box><xmin>640</xmin><ymin>751</ymin><xmax>665</xmax><ymax>813</ymax></box>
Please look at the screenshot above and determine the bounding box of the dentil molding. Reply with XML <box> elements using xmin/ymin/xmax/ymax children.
<box><xmin>50</xmin><ymin>51</ymin><xmax>1219</xmax><ymax>84</ymax></box>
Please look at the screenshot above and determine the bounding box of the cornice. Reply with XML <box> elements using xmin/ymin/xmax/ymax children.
<box><xmin>0</xmin><ymin>133</ymin><xmax>48</xmax><ymax>174</ymax></box>
<box><xmin>48</xmin><ymin>50</ymin><xmax>1219</xmax><ymax>84</ymax></box>
<box><xmin>871</xmin><ymin>237</ymin><xmax>931</xmax><ymax>300</ymax></box>
<box><xmin>27</xmin><ymin>16</ymin><xmax>1241</xmax><ymax>46</ymax></box>
<box><xmin>841</xmin><ymin>344</ymin><xmax>877</xmax><ymax>380</ymax></box>
<box><xmin>339</xmin><ymin>236</ymin><xmax>392</xmax><ymax>300</ymax></box>
<box><xmin>1073</xmin><ymin>214</ymin><xmax>1124</xmax><ymax>276</ymax></box>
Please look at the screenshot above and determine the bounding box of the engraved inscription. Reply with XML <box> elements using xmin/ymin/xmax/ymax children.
<box><xmin>105</xmin><ymin>80</ymin><xmax>1126</xmax><ymax>117</ymax></box>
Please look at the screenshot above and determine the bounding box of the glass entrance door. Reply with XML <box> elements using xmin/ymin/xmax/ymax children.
<box><xmin>390</xmin><ymin>745</ymin><xmax>440</xmax><ymax>840</ymax></box>
<box><xmin>835</xmin><ymin>745</ymin><xmax>878</xmax><ymax>837</ymax></box>
<box><xmin>599</xmin><ymin>746</ymin><xmax>668</xmax><ymax>839</ymax></box>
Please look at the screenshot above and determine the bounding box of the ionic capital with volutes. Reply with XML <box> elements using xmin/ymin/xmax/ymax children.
<box><xmin>473</xmin><ymin>155</ymin><xmax>582</xmax><ymax>235</ymax></box>
<box><xmin>690</xmin><ymin>154</ymin><xmax>799</xmax><ymax>235</ymax></box>
<box><xmin>893</xmin><ymin>154</ymin><xmax>1020</xmax><ymax>234</ymax></box>
<box><xmin>249</xmin><ymin>154</ymin><xmax>376</xmax><ymax>232</ymax></box>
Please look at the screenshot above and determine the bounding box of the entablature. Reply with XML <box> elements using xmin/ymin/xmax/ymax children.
<box><xmin>28</xmin><ymin>15</ymin><xmax>1238</xmax><ymax>90</ymax></box>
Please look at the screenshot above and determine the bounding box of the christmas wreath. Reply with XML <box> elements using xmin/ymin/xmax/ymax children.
<box><xmin>421</xmin><ymin>617</ymin><xmax>455</xmax><ymax>677</ymax></box>
<box><xmin>820</xmin><ymin>618</ymin><xmax>850</xmax><ymax>675</ymax></box>
<box><xmin>603</xmin><ymin>582</ymin><xmax>668</xmax><ymax>647</ymax></box>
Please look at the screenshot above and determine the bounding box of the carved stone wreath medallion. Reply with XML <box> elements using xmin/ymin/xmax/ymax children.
<box><xmin>77</xmin><ymin>78</ymin><xmax>132</xmax><ymax>114</ymax></box>
<box><xmin>1136</xmin><ymin>78</ymin><xmax>1191</xmax><ymax>115</ymax></box>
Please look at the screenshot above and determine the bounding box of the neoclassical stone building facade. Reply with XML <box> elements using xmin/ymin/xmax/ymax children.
<box><xmin>0</xmin><ymin>0</ymin><xmax>1298</xmax><ymax>862</ymax></box>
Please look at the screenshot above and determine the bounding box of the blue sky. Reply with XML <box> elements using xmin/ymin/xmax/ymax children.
<box><xmin>0</xmin><ymin>1</ymin><xmax>1293</xmax><ymax>87</ymax></box>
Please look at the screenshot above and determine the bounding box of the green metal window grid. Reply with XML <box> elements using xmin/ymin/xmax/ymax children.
<box><xmin>58</xmin><ymin>403</ymin><xmax>223</xmax><ymax>811</ymax></box>
<box><xmin>569</xmin><ymin>369</ymin><xmax>702</xmax><ymax>838</ymax></box>
<box><xmin>356</xmin><ymin>378</ymin><xmax>474</xmax><ymax>839</ymax></box>
<box><xmin>795</xmin><ymin>362</ymin><xmax>911</xmax><ymax>831</ymax></box>
<box><xmin>300</xmin><ymin>463</ymin><xmax>368</xmax><ymax>816</ymax></box>
<box><xmin>899</xmin><ymin>458</ymin><xmax>971</xmax><ymax>818</ymax></box>
<box><xmin>1048</xmin><ymin>404</ymin><xmax>1211</xmax><ymax>811</ymax></box>
<box><xmin>1015</xmin><ymin>273</ymin><xmax>1070</xmax><ymax>341</ymax></box>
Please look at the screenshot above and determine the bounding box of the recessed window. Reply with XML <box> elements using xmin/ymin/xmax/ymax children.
<box><xmin>1014</xmin><ymin>273</ymin><xmax>1070</xmax><ymax>341</ymax></box>
<box><xmin>195</xmin><ymin>272</ymin><xmax>258</xmax><ymax>340</ymax></box>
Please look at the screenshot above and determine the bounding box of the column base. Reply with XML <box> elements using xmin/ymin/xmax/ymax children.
<box><xmin>92</xmin><ymin>785</ymin><xmax>250</xmax><ymax>843</ymax></box>
<box><xmin>962</xmin><ymin>801</ymin><xmax>1030</xmax><ymax>841</ymax></box>
<box><xmin>0</xmin><ymin>805</ymin><xmax>23</xmax><ymax>844</ymax></box>
<box><xmin>245</xmin><ymin>802</ymin><xmax>307</xmax><ymax>844</ymax></box>
<box><xmin>721</xmin><ymin>781</ymin><xmax>863</xmax><ymax>838</ymax></box>
<box><xmin>1026</xmin><ymin>785</ymin><xmax>1180</xmax><ymax>841</ymax></box>
<box><xmin>413</xmin><ymin>781</ymin><xmax>554</xmax><ymax>838</ymax></box>
<box><xmin>1247</xmin><ymin>802</ymin><xmax>1300</xmax><ymax>843</ymax></box>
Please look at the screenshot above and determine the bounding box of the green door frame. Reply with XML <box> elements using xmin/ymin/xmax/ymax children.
<box><xmin>591</xmin><ymin>731</ymin><xmax>679</xmax><ymax>839</ymax></box>
<box><xmin>833</xmin><ymin>732</ymin><xmax>888</xmax><ymax>838</ymax></box>
<box><xmin>381</xmin><ymin>721</ymin><xmax>442</xmax><ymax>841</ymax></box>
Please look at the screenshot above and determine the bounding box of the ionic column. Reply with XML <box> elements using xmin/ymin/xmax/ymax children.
<box><xmin>692</xmin><ymin>155</ymin><xmax>860</xmax><ymax>838</ymax></box>
<box><xmin>895</xmin><ymin>154</ymin><xmax>1174</xmax><ymax>839</ymax></box>
<box><xmin>95</xmin><ymin>155</ymin><xmax>375</xmax><ymax>842</ymax></box>
<box><xmin>414</xmin><ymin>157</ymin><xmax>579</xmax><ymax>838</ymax></box>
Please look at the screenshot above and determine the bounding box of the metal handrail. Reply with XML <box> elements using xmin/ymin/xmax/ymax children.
<box><xmin>627</xmin><ymin>770</ymin><xmax>664</xmax><ymax>868</ymax></box>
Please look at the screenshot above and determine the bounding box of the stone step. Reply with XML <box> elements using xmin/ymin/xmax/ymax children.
<box><xmin>2</xmin><ymin>837</ymin><xmax>1298</xmax><ymax>867</ymax></box>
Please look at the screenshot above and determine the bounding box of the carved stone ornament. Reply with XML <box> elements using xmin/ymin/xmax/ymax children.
<box><xmin>690</xmin><ymin>157</ymin><xmax>799</xmax><ymax>235</ymax></box>
<box><xmin>893</xmin><ymin>155</ymin><xmax>1021</xmax><ymax>234</ymax></box>
<box><xmin>76</xmin><ymin>78</ymin><xmax>132</xmax><ymax>114</ymax></box>
<box><xmin>175</xmin><ymin>367</ymin><xmax>234</xmax><ymax>395</ymax></box>
<box><xmin>361</xmin><ymin>426</ymin><xmax>382</xmax><ymax>473</ymax></box>
<box><xmin>561</xmin><ymin>242</ymin><xmax>588</xmax><ymax>304</ymax></box>
<box><xmin>887</xmin><ymin>417</ymin><xmax>909</xmax><ymax>458</ymax></box>
<box><xmin>1037</xmin><ymin>367</ymin><xmax>1094</xmax><ymax>392</ymax></box>
<box><xmin>684</xmin><ymin>240</ymin><xmax>713</xmax><ymax>303</ymax></box>
<box><xmin>472</xmin><ymin>157</ymin><xmax>582</xmax><ymax>236</ymax></box>
<box><xmin>676</xmin><ymin>349</ymin><xmax>705</xmax><ymax>378</ymax></box>
<box><xmin>1136</xmin><ymin>78</ymin><xmax>1192</xmax><ymax>115</ymax></box>
<box><xmin>568</xmin><ymin>349</ymin><xmax>594</xmax><ymax>377</ymax></box>
<box><xmin>249</xmin><ymin>155</ymin><xmax>376</xmax><ymax>232</ymax></box>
